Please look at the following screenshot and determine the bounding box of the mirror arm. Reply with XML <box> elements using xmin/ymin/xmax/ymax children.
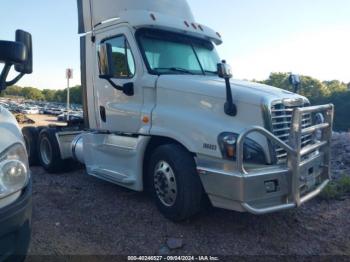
<box><xmin>104</xmin><ymin>78</ymin><xmax>134</xmax><ymax>97</ymax></box>
<box><xmin>224</xmin><ymin>77</ymin><xmax>237</xmax><ymax>117</ymax></box>
<box><xmin>6</xmin><ymin>72</ymin><xmax>25</xmax><ymax>87</ymax></box>
<box><xmin>106</xmin><ymin>78</ymin><xmax>123</xmax><ymax>91</ymax></box>
<box><xmin>294</xmin><ymin>83</ymin><xmax>300</xmax><ymax>94</ymax></box>
<box><xmin>0</xmin><ymin>63</ymin><xmax>12</xmax><ymax>92</ymax></box>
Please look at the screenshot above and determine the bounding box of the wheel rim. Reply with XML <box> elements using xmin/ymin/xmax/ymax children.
<box><xmin>154</xmin><ymin>161</ymin><xmax>178</xmax><ymax>207</ymax></box>
<box><xmin>40</xmin><ymin>137</ymin><xmax>52</xmax><ymax>165</ymax></box>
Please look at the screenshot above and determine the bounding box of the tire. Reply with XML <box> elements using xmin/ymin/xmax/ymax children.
<box><xmin>22</xmin><ymin>127</ymin><xmax>39</xmax><ymax>166</ymax></box>
<box><xmin>148</xmin><ymin>144</ymin><xmax>203</xmax><ymax>221</ymax></box>
<box><xmin>37</xmin><ymin>128</ymin><xmax>65</xmax><ymax>173</ymax></box>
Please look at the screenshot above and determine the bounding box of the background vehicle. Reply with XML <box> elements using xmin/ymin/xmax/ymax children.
<box><xmin>49</xmin><ymin>108</ymin><xmax>64</xmax><ymax>116</ymax></box>
<box><xmin>21</xmin><ymin>106</ymin><xmax>40</xmax><ymax>115</ymax></box>
<box><xmin>57</xmin><ymin>111</ymin><xmax>83</xmax><ymax>122</ymax></box>
<box><xmin>0</xmin><ymin>30</ymin><xmax>33</xmax><ymax>260</ymax></box>
<box><xmin>23</xmin><ymin>0</ymin><xmax>334</xmax><ymax>222</ymax></box>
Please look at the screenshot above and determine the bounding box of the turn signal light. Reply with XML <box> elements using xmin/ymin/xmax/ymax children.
<box><xmin>142</xmin><ymin>116</ymin><xmax>150</xmax><ymax>124</ymax></box>
<box><xmin>226</xmin><ymin>144</ymin><xmax>235</xmax><ymax>158</ymax></box>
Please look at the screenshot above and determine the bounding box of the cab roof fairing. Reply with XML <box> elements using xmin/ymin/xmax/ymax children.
<box><xmin>77</xmin><ymin>0</ymin><xmax>223</xmax><ymax>45</ymax></box>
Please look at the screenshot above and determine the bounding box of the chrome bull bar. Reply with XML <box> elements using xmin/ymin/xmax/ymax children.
<box><xmin>237</xmin><ymin>104</ymin><xmax>334</xmax><ymax>215</ymax></box>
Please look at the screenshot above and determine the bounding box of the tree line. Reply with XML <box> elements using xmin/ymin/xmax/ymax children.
<box><xmin>259</xmin><ymin>73</ymin><xmax>350</xmax><ymax>132</ymax></box>
<box><xmin>1</xmin><ymin>85</ymin><xmax>83</xmax><ymax>105</ymax></box>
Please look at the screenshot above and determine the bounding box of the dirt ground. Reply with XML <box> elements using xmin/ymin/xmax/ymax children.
<box><xmin>27</xmin><ymin>165</ymin><xmax>350</xmax><ymax>257</ymax></box>
<box><xmin>20</xmin><ymin>114</ymin><xmax>65</xmax><ymax>128</ymax></box>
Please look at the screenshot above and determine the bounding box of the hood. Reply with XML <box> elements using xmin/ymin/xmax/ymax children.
<box><xmin>157</xmin><ymin>75</ymin><xmax>307</xmax><ymax>106</ymax></box>
<box><xmin>0</xmin><ymin>106</ymin><xmax>23</xmax><ymax>152</ymax></box>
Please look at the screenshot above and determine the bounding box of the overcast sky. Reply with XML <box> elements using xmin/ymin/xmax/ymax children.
<box><xmin>0</xmin><ymin>0</ymin><xmax>349</xmax><ymax>89</ymax></box>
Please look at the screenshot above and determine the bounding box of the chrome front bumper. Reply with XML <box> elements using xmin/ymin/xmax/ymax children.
<box><xmin>197</xmin><ymin>104</ymin><xmax>334</xmax><ymax>215</ymax></box>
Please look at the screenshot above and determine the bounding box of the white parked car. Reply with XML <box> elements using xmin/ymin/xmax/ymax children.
<box><xmin>22</xmin><ymin>107</ymin><xmax>40</xmax><ymax>115</ymax></box>
<box><xmin>0</xmin><ymin>29</ymin><xmax>33</xmax><ymax>260</ymax></box>
<box><xmin>51</xmin><ymin>108</ymin><xmax>64</xmax><ymax>116</ymax></box>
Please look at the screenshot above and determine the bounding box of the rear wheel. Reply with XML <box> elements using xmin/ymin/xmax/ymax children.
<box><xmin>38</xmin><ymin>128</ymin><xmax>65</xmax><ymax>173</ymax></box>
<box><xmin>148</xmin><ymin>144</ymin><xmax>203</xmax><ymax>221</ymax></box>
<box><xmin>22</xmin><ymin>127</ymin><xmax>39</xmax><ymax>166</ymax></box>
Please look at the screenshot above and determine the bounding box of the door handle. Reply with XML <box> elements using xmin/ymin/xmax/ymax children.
<box><xmin>100</xmin><ymin>106</ymin><xmax>106</xmax><ymax>122</ymax></box>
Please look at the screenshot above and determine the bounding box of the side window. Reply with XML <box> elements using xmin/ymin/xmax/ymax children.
<box><xmin>102</xmin><ymin>35</ymin><xmax>136</xmax><ymax>78</ymax></box>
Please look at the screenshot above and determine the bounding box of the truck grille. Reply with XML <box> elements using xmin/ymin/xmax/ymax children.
<box><xmin>271</xmin><ymin>102</ymin><xmax>313</xmax><ymax>163</ymax></box>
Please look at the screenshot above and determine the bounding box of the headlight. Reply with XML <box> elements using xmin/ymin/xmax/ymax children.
<box><xmin>218</xmin><ymin>132</ymin><xmax>266</xmax><ymax>165</ymax></box>
<box><xmin>0</xmin><ymin>143</ymin><xmax>29</xmax><ymax>199</ymax></box>
<box><xmin>314</xmin><ymin>112</ymin><xmax>325</xmax><ymax>141</ymax></box>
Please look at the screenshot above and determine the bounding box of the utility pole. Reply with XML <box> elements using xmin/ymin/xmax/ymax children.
<box><xmin>66</xmin><ymin>68</ymin><xmax>73</xmax><ymax>122</ymax></box>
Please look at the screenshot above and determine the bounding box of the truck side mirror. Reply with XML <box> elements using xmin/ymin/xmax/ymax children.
<box><xmin>217</xmin><ymin>61</ymin><xmax>233</xmax><ymax>79</ymax></box>
<box><xmin>0</xmin><ymin>41</ymin><xmax>27</xmax><ymax>65</ymax></box>
<box><xmin>15</xmin><ymin>30</ymin><xmax>33</xmax><ymax>74</ymax></box>
<box><xmin>98</xmin><ymin>43</ymin><xmax>114</xmax><ymax>79</ymax></box>
<box><xmin>0</xmin><ymin>30</ymin><xmax>33</xmax><ymax>91</ymax></box>
<box><xmin>98</xmin><ymin>43</ymin><xmax>134</xmax><ymax>96</ymax></box>
<box><xmin>289</xmin><ymin>74</ymin><xmax>301</xmax><ymax>94</ymax></box>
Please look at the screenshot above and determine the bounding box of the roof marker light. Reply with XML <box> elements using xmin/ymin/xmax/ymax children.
<box><xmin>150</xmin><ymin>13</ymin><xmax>156</xmax><ymax>21</ymax></box>
<box><xmin>184</xmin><ymin>21</ymin><xmax>190</xmax><ymax>27</ymax></box>
<box><xmin>198</xmin><ymin>25</ymin><xmax>204</xmax><ymax>31</ymax></box>
<box><xmin>216</xmin><ymin>32</ymin><xmax>222</xmax><ymax>38</ymax></box>
<box><xmin>191</xmin><ymin>23</ymin><xmax>197</xmax><ymax>30</ymax></box>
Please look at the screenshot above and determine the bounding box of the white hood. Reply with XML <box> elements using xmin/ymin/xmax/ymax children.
<box><xmin>153</xmin><ymin>75</ymin><xmax>307</xmax><ymax>160</ymax></box>
<box><xmin>157</xmin><ymin>75</ymin><xmax>307</xmax><ymax>106</ymax></box>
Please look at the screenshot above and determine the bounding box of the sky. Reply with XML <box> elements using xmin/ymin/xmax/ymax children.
<box><xmin>0</xmin><ymin>0</ymin><xmax>349</xmax><ymax>90</ymax></box>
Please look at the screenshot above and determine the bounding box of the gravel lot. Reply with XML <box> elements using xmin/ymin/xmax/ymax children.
<box><xmin>19</xmin><ymin>114</ymin><xmax>65</xmax><ymax>128</ymax></box>
<box><xmin>28</xmin><ymin>165</ymin><xmax>350</xmax><ymax>256</ymax></box>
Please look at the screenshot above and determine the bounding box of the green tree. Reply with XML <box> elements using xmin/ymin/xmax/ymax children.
<box><xmin>53</xmin><ymin>89</ymin><xmax>65</xmax><ymax>103</ymax></box>
<box><xmin>261</xmin><ymin>72</ymin><xmax>327</xmax><ymax>100</ymax></box>
<box><xmin>4</xmin><ymin>85</ymin><xmax>23</xmax><ymax>97</ymax></box>
<box><xmin>260</xmin><ymin>72</ymin><xmax>291</xmax><ymax>91</ymax></box>
<box><xmin>21</xmin><ymin>87</ymin><xmax>44</xmax><ymax>101</ymax></box>
<box><xmin>300</xmin><ymin>76</ymin><xmax>327</xmax><ymax>100</ymax></box>
<box><xmin>42</xmin><ymin>89</ymin><xmax>56</xmax><ymax>102</ymax></box>
<box><xmin>315</xmin><ymin>90</ymin><xmax>350</xmax><ymax>132</ymax></box>
<box><xmin>323</xmin><ymin>80</ymin><xmax>348</xmax><ymax>94</ymax></box>
<box><xmin>69</xmin><ymin>85</ymin><xmax>82</xmax><ymax>104</ymax></box>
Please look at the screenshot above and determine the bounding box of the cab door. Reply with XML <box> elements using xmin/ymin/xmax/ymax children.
<box><xmin>93</xmin><ymin>26</ymin><xmax>143</xmax><ymax>133</ymax></box>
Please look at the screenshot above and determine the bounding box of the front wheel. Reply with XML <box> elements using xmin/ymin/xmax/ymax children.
<box><xmin>148</xmin><ymin>144</ymin><xmax>203</xmax><ymax>221</ymax></box>
<box><xmin>38</xmin><ymin>128</ymin><xmax>65</xmax><ymax>173</ymax></box>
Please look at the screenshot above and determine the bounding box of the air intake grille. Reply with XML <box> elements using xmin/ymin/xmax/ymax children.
<box><xmin>271</xmin><ymin>102</ymin><xmax>313</xmax><ymax>163</ymax></box>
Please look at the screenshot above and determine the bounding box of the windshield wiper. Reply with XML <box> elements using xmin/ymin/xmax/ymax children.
<box><xmin>203</xmin><ymin>70</ymin><xmax>218</xmax><ymax>75</ymax></box>
<box><xmin>154</xmin><ymin>67</ymin><xmax>195</xmax><ymax>75</ymax></box>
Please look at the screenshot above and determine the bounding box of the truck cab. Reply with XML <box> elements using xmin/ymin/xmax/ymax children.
<box><xmin>0</xmin><ymin>30</ymin><xmax>33</xmax><ymax>260</ymax></box>
<box><xmin>30</xmin><ymin>0</ymin><xmax>333</xmax><ymax>221</ymax></box>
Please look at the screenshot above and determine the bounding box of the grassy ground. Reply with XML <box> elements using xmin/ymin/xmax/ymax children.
<box><xmin>320</xmin><ymin>175</ymin><xmax>350</xmax><ymax>200</ymax></box>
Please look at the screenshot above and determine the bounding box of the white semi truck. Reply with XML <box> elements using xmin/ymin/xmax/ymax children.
<box><xmin>23</xmin><ymin>0</ymin><xmax>334</xmax><ymax>221</ymax></box>
<box><xmin>0</xmin><ymin>30</ymin><xmax>33</xmax><ymax>260</ymax></box>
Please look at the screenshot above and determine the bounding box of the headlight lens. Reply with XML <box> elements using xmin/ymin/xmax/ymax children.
<box><xmin>0</xmin><ymin>143</ymin><xmax>29</xmax><ymax>199</ymax></box>
<box><xmin>314</xmin><ymin>112</ymin><xmax>325</xmax><ymax>141</ymax></box>
<box><xmin>218</xmin><ymin>132</ymin><xmax>266</xmax><ymax>165</ymax></box>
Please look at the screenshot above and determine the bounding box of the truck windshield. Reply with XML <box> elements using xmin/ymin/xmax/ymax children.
<box><xmin>137</xmin><ymin>29</ymin><xmax>220</xmax><ymax>76</ymax></box>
